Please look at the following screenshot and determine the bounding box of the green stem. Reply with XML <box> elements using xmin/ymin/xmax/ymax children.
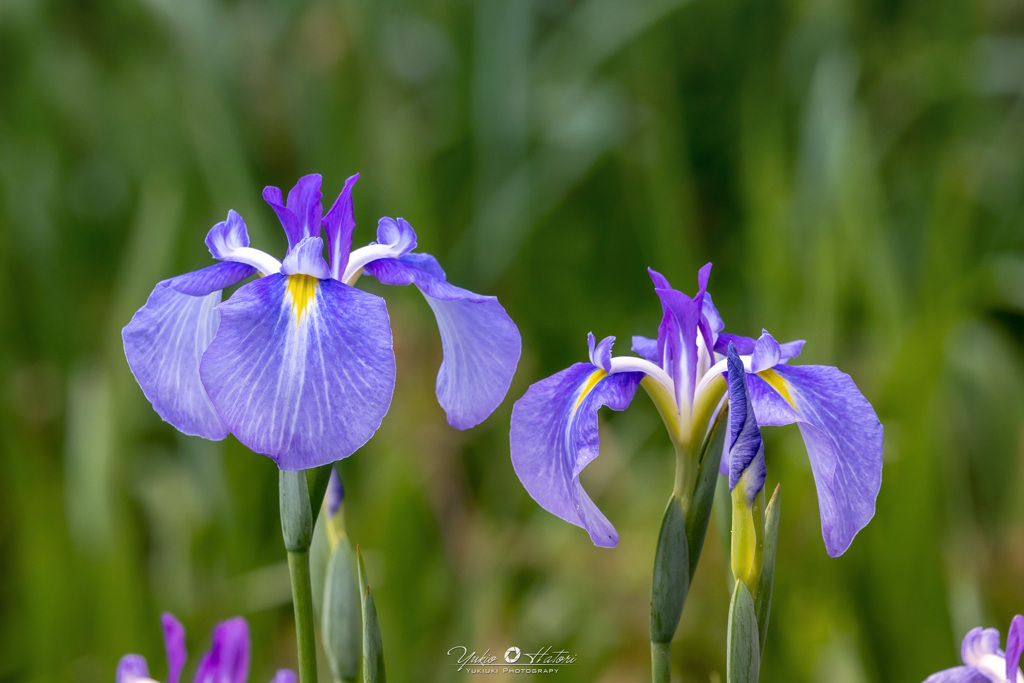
<box><xmin>288</xmin><ymin>549</ymin><xmax>319</xmax><ymax>683</ymax></box>
<box><xmin>651</xmin><ymin>641</ymin><xmax>671</xmax><ymax>683</ymax></box>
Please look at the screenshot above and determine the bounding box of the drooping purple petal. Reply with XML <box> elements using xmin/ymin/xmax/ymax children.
<box><xmin>160</xmin><ymin>613</ymin><xmax>186</xmax><ymax>683</ymax></box>
<box><xmin>263</xmin><ymin>175</ymin><xmax>324</xmax><ymax>251</ymax></box>
<box><xmin>510</xmin><ymin>362</ymin><xmax>643</xmax><ymax>547</ymax></box>
<box><xmin>200</xmin><ymin>274</ymin><xmax>395</xmax><ymax>469</ymax></box>
<box><xmin>631</xmin><ymin>335</ymin><xmax>659</xmax><ymax>363</ymax></box>
<box><xmin>923</xmin><ymin>668</ymin><xmax>997</xmax><ymax>683</ymax></box>
<box><xmin>726</xmin><ymin>345</ymin><xmax>765</xmax><ymax>505</ymax></box>
<box><xmin>746</xmin><ymin>364</ymin><xmax>883</xmax><ymax>557</ymax></box>
<box><xmin>587</xmin><ymin>333</ymin><xmax>614</xmax><ymax>372</ymax></box>
<box><xmin>323</xmin><ymin>173</ymin><xmax>359</xmax><ymax>280</ymax></box>
<box><xmin>1006</xmin><ymin>616</ymin><xmax>1024</xmax><ymax>681</ymax></box>
<box><xmin>363</xmin><ymin>253</ymin><xmax>520</xmax><ymax>430</ymax></box>
<box><xmin>116</xmin><ymin>655</ymin><xmax>151</xmax><ymax>683</ymax></box>
<box><xmin>206</xmin><ymin>210</ymin><xmax>250</xmax><ymax>260</ymax></box>
<box><xmin>280</xmin><ymin>236</ymin><xmax>330</xmax><ymax>279</ymax></box>
<box><xmin>123</xmin><ymin>263</ymin><xmax>254</xmax><ymax>440</ymax></box>
<box><xmin>193</xmin><ymin>617</ymin><xmax>250</xmax><ymax>683</ymax></box>
<box><xmin>164</xmin><ymin>261</ymin><xmax>256</xmax><ymax>297</ymax></box>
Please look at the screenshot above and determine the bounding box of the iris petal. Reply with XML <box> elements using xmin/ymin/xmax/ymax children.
<box><xmin>746</xmin><ymin>364</ymin><xmax>883</xmax><ymax>557</ymax></box>
<box><xmin>323</xmin><ymin>173</ymin><xmax>359</xmax><ymax>279</ymax></box>
<box><xmin>631</xmin><ymin>335</ymin><xmax>659</xmax><ymax>363</ymax></box>
<box><xmin>123</xmin><ymin>263</ymin><xmax>254</xmax><ymax>440</ymax></box>
<box><xmin>116</xmin><ymin>655</ymin><xmax>152</xmax><ymax>683</ymax></box>
<box><xmin>726</xmin><ymin>345</ymin><xmax>765</xmax><ymax>504</ymax></box>
<box><xmin>923</xmin><ymin>667</ymin><xmax>997</xmax><ymax>683</ymax></box>
<box><xmin>363</xmin><ymin>253</ymin><xmax>521</xmax><ymax>429</ymax></box>
<box><xmin>161</xmin><ymin>613</ymin><xmax>187</xmax><ymax>683</ymax></box>
<box><xmin>193</xmin><ymin>617</ymin><xmax>250</xmax><ymax>683</ymax></box>
<box><xmin>200</xmin><ymin>274</ymin><xmax>395</xmax><ymax>469</ymax></box>
<box><xmin>1006</xmin><ymin>616</ymin><xmax>1024</xmax><ymax>681</ymax></box>
<box><xmin>270</xmin><ymin>672</ymin><xmax>298</xmax><ymax>683</ymax></box>
<box><xmin>281</xmin><ymin>236</ymin><xmax>331</xmax><ymax>279</ymax></box>
<box><xmin>263</xmin><ymin>174</ymin><xmax>324</xmax><ymax>251</ymax></box>
<box><xmin>510</xmin><ymin>362</ymin><xmax>642</xmax><ymax>548</ymax></box>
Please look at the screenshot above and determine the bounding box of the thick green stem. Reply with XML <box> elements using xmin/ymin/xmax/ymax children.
<box><xmin>288</xmin><ymin>549</ymin><xmax>318</xmax><ymax>683</ymax></box>
<box><xmin>651</xmin><ymin>641</ymin><xmax>671</xmax><ymax>683</ymax></box>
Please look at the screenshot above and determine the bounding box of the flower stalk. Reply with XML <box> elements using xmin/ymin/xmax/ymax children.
<box><xmin>280</xmin><ymin>470</ymin><xmax>318</xmax><ymax>683</ymax></box>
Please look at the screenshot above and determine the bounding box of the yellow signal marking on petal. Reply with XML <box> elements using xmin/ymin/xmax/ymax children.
<box><xmin>286</xmin><ymin>274</ymin><xmax>318</xmax><ymax>324</ymax></box>
<box><xmin>757</xmin><ymin>368</ymin><xmax>797</xmax><ymax>411</ymax></box>
<box><xmin>572</xmin><ymin>369</ymin><xmax>608</xmax><ymax>415</ymax></box>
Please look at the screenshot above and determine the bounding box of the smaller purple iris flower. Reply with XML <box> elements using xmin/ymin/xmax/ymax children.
<box><xmin>510</xmin><ymin>264</ymin><xmax>882</xmax><ymax>555</ymax></box>
<box><xmin>924</xmin><ymin>615</ymin><xmax>1024</xmax><ymax>683</ymax></box>
<box><xmin>123</xmin><ymin>174</ymin><xmax>521</xmax><ymax>470</ymax></box>
<box><xmin>116</xmin><ymin>613</ymin><xmax>295</xmax><ymax>683</ymax></box>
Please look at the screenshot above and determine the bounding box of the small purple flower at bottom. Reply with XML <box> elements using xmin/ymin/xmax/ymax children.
<box><xmin>117</xmin><ymin>613</ymin><xmax>295</xmax><ymax>683</ymax></box>
<box><xmin>924</xmin><ymin>615</ymin><xmax>1024</xmax><ymax>683</ymax></box>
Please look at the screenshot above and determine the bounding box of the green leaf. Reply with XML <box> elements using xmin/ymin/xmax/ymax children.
<box><xmin>280</xmin><ymin>470</ymin><xmax>313</xmax><ymax>552</ymax></box>
<box><xmin>357</xmin><ymin>546</ymin><xmax>387</xmax><ymax>683</ymax></box>
<box><xmin>324</xmin><ymin>539</ymin><xmax>361</xmax><ymax>683</ymax></box>
<box><xmin>755</xmin><ymin>484</ymin><xmax>780</xmax><ymax>656</ymax></box>
<box><xmin>727</xmin><ymin>580</ymin><xmax>760</xmax><ymax>683</ymax></box>
<box><xmin>650</xmin><ymin>496</ymin><xmax>689</xmax><ymax>644</ymax></box>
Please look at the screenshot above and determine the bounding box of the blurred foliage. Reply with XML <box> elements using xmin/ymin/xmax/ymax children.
<box><xmin>2</xmin><ymin>0</ymin><xmax>1024</xmax><ymax>681</ymax></box>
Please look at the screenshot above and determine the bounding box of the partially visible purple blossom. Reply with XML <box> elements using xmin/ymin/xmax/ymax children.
<box><xmin>117</xmin><ymin>613</ymin><xmax>295</xmax><ymax>683</ymax></box>
<box><xmin>123</xmin><ymin>174</ymin><xmax>521</xmax><ymax>470</ymax></box>
<box><xmin>924</xmin><ymin>615</ymin><xmax>1024</xmax><ymax>683</ymax></box>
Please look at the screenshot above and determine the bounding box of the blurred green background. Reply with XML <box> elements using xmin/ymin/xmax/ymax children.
<box><xmin>3</xmin><ymin>0</ymin><xmax>1024</xmax><ymax>681</ymax></box>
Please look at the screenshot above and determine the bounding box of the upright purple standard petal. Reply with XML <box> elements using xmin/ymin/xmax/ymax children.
<box><xmin>648</xmin><ymin>268</ymin><xmax>700</xmax><ymax>406</ymax></box>
<box><xmin>746</xmin><ymin>363</ymin><xmax>883</xmax><ymax>556</ymax></box>
<box><xmin>323</xmin><ymin>173</ymin><xmax>360</xmax><ymax>279</ymax></box>
<box><xmin>160</xmin><ymin>613</ymin><xmax>186</xmax><ymax>683</ymax></box>
<box><xmin>726</xmin><ymin>345</ymin><xmax>765</xmax><ymax>505</ymax></box>
<box><xmin>200</xmin><ymin>274</ymin><xmax>396</xmax><ymax>469</ymax></box>
<box><xmin>263</xmin><ymin>174</ymin><xmax>324</xmax><ymax>251</ymax></box>
<box><xmin>363</xmin><ymin>253</ymin><xmax>521</xmax><ymax>429</ymax></box>
<box><xmin>123</xmin><ymin>262</ymin><xmax>256</xmax><ymax>440</ymax></box>
<box><xmin>116</xmin><ymin>655</ymin><xmax>152</xmax><ymax>683</ymax></box>
<box><xmin>193</xmin><ymin>617</ymin><xmax>250</xmax><ymax>683</ymax></box>
<box><xmin>1006</xmin><ymin>616</ymin><xmax>1024</xmax><ymax>681</ymax></box>
<box><xmin>510</xmin><ymin>363</ymin><xmax>643</xmax><ymax>547</ymax></box>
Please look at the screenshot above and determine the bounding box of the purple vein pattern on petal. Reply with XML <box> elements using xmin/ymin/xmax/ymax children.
<box><xmin>200</xmin><ymin>274</ymin><xmax>395</xmax><ymax>470</ymax></box>
<box><xmin>116</xmin><ymin>655</ymin><xmax>151</xmax><ymax>683</ymax></box>
<box><xmin>364</xmin><ymin>253</ymin><xmax>521</xmax><ymax>429</ymax></box>
<box><xmin>510</xmin><ymin>362</ymin><xmax>642</xmax><ymax>548</ymax></box>
<box><xmin>747</xmin><ymin>364</ymin><xmax>883</xmax><ymax>557</ymax></box>
<box><xmin>160</xmin><ymin>613</ymin><xmax>186</xmax><ymax>683</ymax></box>
<box><xmin>123</xmin><ymin>263</ymin><xmax>255</xmax><ymax>440</ymax></box>
<box><xmin>193</xmin><ymin>617</ymin><xmax>250</xmax><ymax>683</ymax></box>
<box><xmin>323</xmin><ymin>173</ymin><xmax>359</xmax><ymax>279</ymax></box>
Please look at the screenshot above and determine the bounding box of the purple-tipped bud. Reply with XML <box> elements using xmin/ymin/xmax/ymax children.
<box><xmin>327</xmin><ymin>465</ymin><xmax>345</xmax><ymax>518</ymax></box>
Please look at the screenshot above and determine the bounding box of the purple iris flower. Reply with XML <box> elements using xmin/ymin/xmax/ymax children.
<box><xmin>123</xmin><ymin>174</ymin><xmax>521</xmax><ymax>470</ymax></box>
<box><xmin>509</xmin><ymin>264</ymin><xmax>883</xmax><ymax>555</ymax></box>
<box><xmin>924</xmin><ymin>615</ymin><xmax>1024</xmax><ymax>683</ymax></box>
<box><xmin>116</xmin><ymin>613</ymin><xmax>295</xmax><ymax>683</ymax></box>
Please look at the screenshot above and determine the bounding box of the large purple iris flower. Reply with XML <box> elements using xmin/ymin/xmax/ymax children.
<box><xmin>123</xmin><ymin>174</ymin><xmax>521</xmax><ymax>470</ymax></box>
<box><xmin>510</xmin><ymin>264</ymin><xmax>882</xmax><ymax>555</ymax></box>
<box><xmin>924</xmin><ymin>615</ymin><xmax>1024</xmax><ymax>683</ymax></box>
<box><xmin>117</xmin><ymin>613</ymin><xmax>294</xmax><ymax>683</ymax></box>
